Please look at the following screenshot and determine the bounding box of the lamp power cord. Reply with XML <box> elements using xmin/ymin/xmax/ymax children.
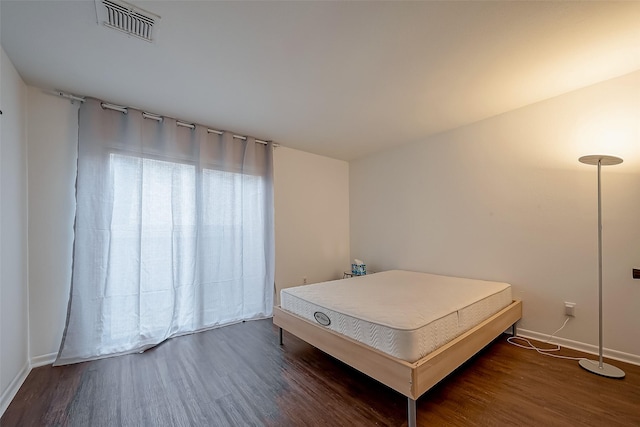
<box><xmin>507</xmin><ymin>317</ymin><xmax>586</xmax><ymax>361</ymax></box>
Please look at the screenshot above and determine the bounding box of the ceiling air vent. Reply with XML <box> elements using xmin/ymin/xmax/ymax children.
<box><xmin>94</xmin><ymin>0</ymin><xmax>160</xmax><ymax>42</ymax></box>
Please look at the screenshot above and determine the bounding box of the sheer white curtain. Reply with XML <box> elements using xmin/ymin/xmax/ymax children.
<box><xmin>55</xmin><ymin>99</ymin><xmax>274</xmax><ymax>365</ymax></box>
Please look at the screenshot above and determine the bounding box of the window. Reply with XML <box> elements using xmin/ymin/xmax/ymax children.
<box><xmin>55</xmin><ymin>99</ymin><xmax>273</xmax><ymax>365</ymax></box>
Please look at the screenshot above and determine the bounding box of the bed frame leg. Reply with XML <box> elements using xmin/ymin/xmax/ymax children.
<box><xmin>512</xmin><ymin>321</ymin><xmax>518</xmax><ymax>337</ymax></box>
<box><xmin>408</xmin><ymin>398</ymin><xmax>417</xmax><ymax>427</ymax></box>
<box><xmin>279</xmin><ymin>327</ymin><xmax>283</xmax><ymax>345</ymax></box>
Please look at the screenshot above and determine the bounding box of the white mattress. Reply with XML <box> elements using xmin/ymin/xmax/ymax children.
<box><xmin>280</xmin><ymin>270</ymin><xmax>512</xmax><ymax>362</ymax></box>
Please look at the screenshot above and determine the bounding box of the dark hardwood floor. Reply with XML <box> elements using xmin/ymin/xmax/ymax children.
<box><xmin>2</xmin><ymin>319</ymin><xmax>639</xmax><ymax>426</ymax></box>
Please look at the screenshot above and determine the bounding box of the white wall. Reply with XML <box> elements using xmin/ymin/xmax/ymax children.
<box><xmin>26</xmin><ymin>88</ymin><xmax>78</xmax><ymax>363</ymax></box>
<box><xmin>274</xmin><ymin>146</ymin><xmax>350</xmax><ymax>301</ymax></box>
<box><xmin>350</xmin><ymin>70</ymin><xmax>640</xmax><ymax>361</ymax></box>
<box><xmin>0</xmin><ymin>46</ymin><xmax>29</xmax><ymax>416</ymax></box>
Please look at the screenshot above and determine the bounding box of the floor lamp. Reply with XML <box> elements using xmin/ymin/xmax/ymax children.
<box><xmin>578</xmin><ymin>154</ymin><xmax>625</xmax><ymax>378</ymax></box>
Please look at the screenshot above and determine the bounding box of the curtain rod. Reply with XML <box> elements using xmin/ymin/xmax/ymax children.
<box><xmin>47</xmin><ymin>90</ymin><xmax>276</xmax><ymax>147</ymax></box>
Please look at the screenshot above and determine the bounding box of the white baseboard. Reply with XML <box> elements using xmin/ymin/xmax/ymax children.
<box><xmin>0</xmin><ymin>361</ymin><xmax>30</xmax><ymax>418</ymax></box>
<box><xmin>1</xmin><ymin>353</ymin><xmax>57</xmax><ymax>418</ymax></box>
<box><xmin>517</xmin><ymin>328</ymin><xmax>640</xmax><ymax>367</ymax></box>
<box><xmin>30</xmin><ymin>352</ymin><xmax>57</xmax><ymax>368</ymax></box>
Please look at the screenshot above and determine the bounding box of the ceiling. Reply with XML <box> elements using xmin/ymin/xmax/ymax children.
<box><xmin>2</xmin><ymin>1</ymin><xmax>640</xmax><ymax>161</ymax></box>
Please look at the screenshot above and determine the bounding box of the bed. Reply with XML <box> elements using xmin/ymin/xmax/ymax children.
<box><xmin>273</xmin><ymin>270</ymin><xmax>522</xmax><ymax>427</ymax></box>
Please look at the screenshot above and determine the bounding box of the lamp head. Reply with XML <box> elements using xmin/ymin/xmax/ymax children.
<box><xmin>578</xmin><ymin>155</ymin><xmax>623</xmax><ymax>166</ymax></box>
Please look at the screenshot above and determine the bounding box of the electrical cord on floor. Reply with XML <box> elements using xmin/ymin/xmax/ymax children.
<box><xmin>507</xmin><ymin>317</ymin><xmax>586</xmax><ymax>361</ymax></box>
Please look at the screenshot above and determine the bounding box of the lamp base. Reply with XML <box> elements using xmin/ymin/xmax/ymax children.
<box><xmin>579</xmin><ymin>359</ymin><xmax>625</xmax><ymax>378</ymax></box>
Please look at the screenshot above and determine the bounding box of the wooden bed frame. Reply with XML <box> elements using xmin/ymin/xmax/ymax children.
<box><xmin>274</xmin><ymin>299</ymin><xmax>522</xmax><ymax>427</ymax></box>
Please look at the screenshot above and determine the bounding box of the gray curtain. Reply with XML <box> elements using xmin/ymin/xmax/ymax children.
<box><xmin>55</xmin><ymin>99</ymin><xmax>274</xmax><ymax>365</ymax></box>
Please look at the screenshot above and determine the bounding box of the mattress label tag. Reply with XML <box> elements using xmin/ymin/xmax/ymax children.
<box><xmin>313</xmin><ymin>311</ymin><xmax>331</xmax><ymax>326</ymax></box>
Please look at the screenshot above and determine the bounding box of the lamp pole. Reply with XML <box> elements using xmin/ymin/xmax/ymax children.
<box><xmin>577</xmin><ymin>155</ymin><xmax>624</xmax><ymax>378</ymax></box>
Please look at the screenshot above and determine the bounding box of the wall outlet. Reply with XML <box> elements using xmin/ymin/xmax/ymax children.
<box><xmin>303</xmin><ymin>276</ymin><xmax>307</xmax><ymax>285</ymax></box>
<box><xmin>564</xmin><ymin>302</ymin><xmax>576</xmax><ymax>317</ymax></box>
